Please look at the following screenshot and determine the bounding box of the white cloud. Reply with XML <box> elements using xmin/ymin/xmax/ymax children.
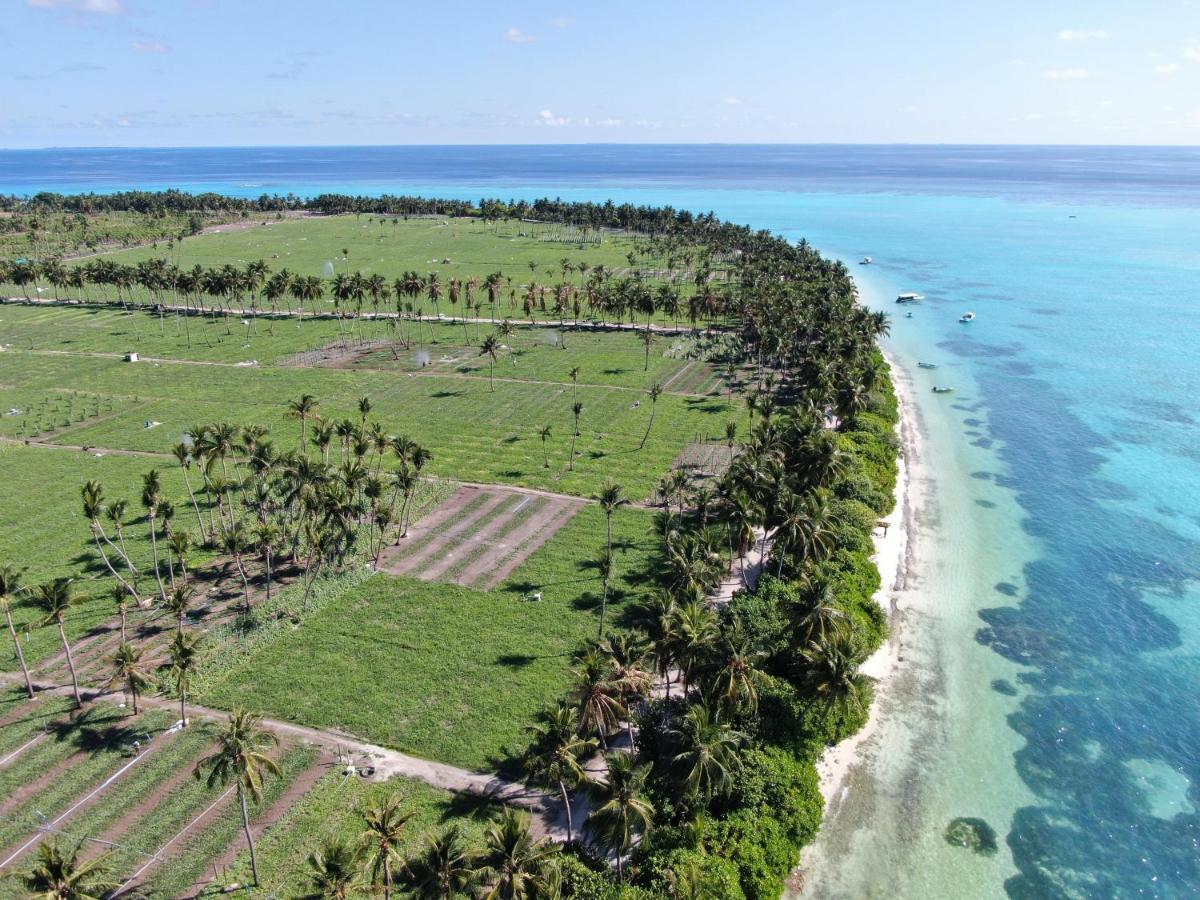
<box><xmin>131</xmin><ymin>40</ymin><xmax>169</xmax><ymax>53</ymax></box>
<box><xmin>598</xmin><ymin>117</ymin><xmax>622</xmax><ymax>127</ymax></box>
<box><xmin>28</xmin><ymin>0</ymin><xmax>123</xmax><ymax>12</ymax></box>
<box><xmin>505</xmin><ymin>27</ymin><xmax>535</xmax><ymax>44</ymax></box>
<box><xmin>721</xmin><ymin>96</ymin><xmax>742</xmax><ymax>106</ymax></box>
<box><xmin>551</xmin><ymin>17</ymin><xmax>574</xmax><ymax>28</ymax></box>
<box><xmin>536</xmin><ymin>109</ymin><xmax>568</xmax><ymax>126</ymax></box>
<box><xmin>1184</xmin><ymin>41</ymin><xmax>1200</xmax><ymax>61</ymax></box>
<box><xmin>1156</xmin><ymin>63</ymin><xmax>1182</xmax><ymax>75</ymax></box>
<box><xmin>1058</xmin><ymin>28</ymin><xmax>1107</xmax><ymax>42</ymax></box>
<box><xmin>1040</xmin><ymin>67</ymin><xmax>1092</xmax><ymax>80</ymax></box>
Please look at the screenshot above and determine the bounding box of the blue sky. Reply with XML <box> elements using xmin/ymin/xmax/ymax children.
<box><xmin>5</xmin><ymin>0</ymin><xmax>1200</xmax><ymax>147</ymax></box>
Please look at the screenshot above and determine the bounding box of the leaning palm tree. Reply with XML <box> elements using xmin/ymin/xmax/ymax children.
<box><xmin>168</xmin><ymin>629</ymin><xmax>202</xmax><ymax>726</ymax></box>
<box><xmin>570</xmin><ymin>651</ymin><xmax>626</xmax><ymax>750</ymax></box>
<box><xmin>306</xmin><ymin>837</ymin><xmax>365</xmax><ymax>900</ymax></box>
<box><xmin>193</xmin><ymin>709</ymin><xmax>281</xmax><ymax>887</ymax></box>
<box><xmin>477</xmin><ymin>807</ymin><xmax>559</xmax><ymax>899</ymax></box>
<box><xmin>523</xmin><ymin>701</ymin><xmax>596</xmax><ymax>843</ymax></box>
<box><xmin>0</xmin><ymin>563</ymin><xmax>34</xmax><ymax>698</ymax></box>
<box><xmin>106</xmin><ymin>641</ymin><xmax>152</xmax><ymax>716</ymax></box>
<box><xmin>595</xmin><ymin>482</ymin><xmax>627</xmax><ymax>638</ymax></box>
<box><xmin>20</xmin><ymin>839</ymin><xmax>115</xmax><ymax>900</ymax></box>
<box><xmin>28</xmin><ymin>578</ymin><xmax>87</xmax><ymax>707</ymax></box>
<box><xmin>361</xmin><ymin>793</ymin><xmax>414</xmax><ymax>900</ymax></box>
<box><xmin>667</xmin><ymin>702</ymin><xmax>746</xmax><ymax>803</ymax></box>
<box><xmin>401</xmin><ymin>825</ymin><xmax>481</xmax><ymax>899</ymax></box>
<box><xmin>587</xmin><ymin>751</ymin><xmax>654</xmax><ymax>881</ymax></box>
<box><xmin>637</xmin><ymin>383</ymin><xmax>664</xmax><ymax>450</ymax></box>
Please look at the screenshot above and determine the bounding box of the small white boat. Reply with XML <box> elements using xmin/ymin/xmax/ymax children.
<box><xmin>860</xmin><ymin>257</ymin><xmax>873</xmax><ymax>265</ymax></box>
<box><xmin>896</xmin><ymin>292</ymin><xmax>924</xmax><ymax>303</ymax></box>
<box><xmin>959</xmin><ymin>311</ymin><xmax>976</xmax><ymax>323</ymax></box>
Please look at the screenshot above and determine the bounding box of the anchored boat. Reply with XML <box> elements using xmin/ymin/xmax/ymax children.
<box><xmin>959</xmin><ymin>311</ymin><xmax>976</xmax><ymax>322</ymax></box>
<box><xmin>896</xmin><ymin>292</ymin><xmax>924</xmax><ymax>303</ymax></box>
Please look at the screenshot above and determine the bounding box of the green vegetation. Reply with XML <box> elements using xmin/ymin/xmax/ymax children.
<box><xmin>0</xmin><ymin>192</ymin><xmax>899</xmax><ymax>898</ymax></box>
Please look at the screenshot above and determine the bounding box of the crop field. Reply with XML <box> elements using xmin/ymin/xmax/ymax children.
<box><xmin>0</xmin><ymin>213</ymin><xmax>740</xmax><ymax>890</ymax></box>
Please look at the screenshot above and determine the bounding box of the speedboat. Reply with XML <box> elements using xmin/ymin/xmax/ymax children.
<box><xmin>860</xmin><ymin>257</ymin><xmax>873</xmax><ymax>265</ymax></box>
<box><xmin>896</xmin><ymin>292</ymin><xmax>924</xmax><ymax>303</ymax></box>
<box><xmin>931</xmin><ymin>386</ymin><xmax>954</xmax><ymax>394</ymax></box>
<box><xmin>959</xmin><ymin>311</ymin><xmax>976</xmax><ymax>323</ymax></box>
<box><xmin>917</xmin><ymin>362</ymin><xmax>938</xmax><ymax>369</ymax></box>
<box><xmin>905</xmin><ymin>311</ymin><xmax>913</xmax><ymax>318</ymax></box>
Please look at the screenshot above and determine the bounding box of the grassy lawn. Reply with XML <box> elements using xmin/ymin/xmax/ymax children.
<box><xmin>204</xmin><ymin>773</ymin><xmax>500</xmax><ymax>898</ymax></box>
<box><xmin>201</xmin><ymin>505</ymin><xmax>658</xmax><ymax>772</ymax></box>
<box><xmin>0</xmin><ymin>350</ymin><xmax>735</xmax><ymax>499</ymax></box>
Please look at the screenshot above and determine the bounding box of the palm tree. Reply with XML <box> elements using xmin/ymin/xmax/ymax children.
<box><xmin>0</xmin><ymin>563</ymin><xmax>34</xmax><ymax>698</ymax></box>
<box><xmin>361</xmin><ymin>793</ymin><xmax>414</xmax><ymax>900</ymax></box>
<box><xmin>538</xmin><ymin>425</ymin><xmax>552</xmax><ymax>468</ymax></box>
<box><xmin>667</xmin><ymin>702</ymin><xmax>746</xmax><ymax>802</ymax></box>
<box><xmin>568</xmin><ymin>366</ymin><xmax>581</xmax><ymax>404</ymax></box>
<box><xmin>587</xmin><ymin>751</ymin><xmax>654</xmax><ymax>881</ymax></box>
<box><xmin>288</xmin><ymin>394</ymin><xmax>319</xmax><ymax>456</ymax></box>
<box><xmin>79</xmin><ymin>481</ymin><xmax>137</xmax><ymax>601</ymax></box>
<box><xmin>221</xmin><ymin>523</ymin><xmax>254</xmax><ymax>612</ymax></box>
<box><xmin>401</xmin><ymin>825</ymin><xmax>481</xmax><ymax>899</ymax></box>
<box><xmin>568</xmin><ymin>401</ymin><xmax>583</xmax><ymax>471</ymax></box>
<box><xmin>29</xmin><ymin>578</ymin><xmax>86</xmax><ymax>707</ymax></box>
<box><xmin>20</xmin><ymin>839</ymin><xmax>115</xmax><ymax>899</ymax></box>
<box><xmin>796</xmin><ymin>633</ymin><xmax>870</xmax><ymax>714</ymax></box>
<box><xmin>724</xmin><ymin>420</ymin><xmax>737</xmax><ymax>466</ymax></box>
<box><xmin>668</xmin><ymin>599</ymin><xmax>720</xmax><ymax>693</ymax></box>
<box><xmin>172</xmin><ymin>441</ymin><xmax>208</xmax><ymax>539</ymax></box>
<box><xmin>771</xmin><ymin>488</ymin><xmax>837</xmax><ymax>576</ymax></box>
<box><xmin>141</xmin><ymin>470</ymin><xmax>168</xmax><ymax>603</ymax></box>
<box><xmin>523</xmin><ymin>701</ymin><xmax>596</xmax><ymax>843</ymax></box>
<box><xmin>254</xmin><ymin>521</ymin><xmax>282</xmax><ymax>603</ymax></box>
<box><xmin>707</xmin><ymin>623</ymin><xmax>766</xmax><ymax>717</ymax></box>
<box><xmin>168</xmin><ymin>629</ymin><xmax>202</xmax><ymax>726</ymax></box>
<box><xmin>193</xmin><ymin>708</ymin><xmax>281</xmax><ymax>887</ymax></box>
<box><xmin>479</xmin><ymin>334</ymin><xmax>499</xmax><ymax>391</ymax></box>
<box><xmin>638</xmin><ymin>383</ymin><xmax>664</xmax><ymax>450</ymax></box>
<box><xmin>639</xmin><ymin>328</ymin><xmax>655</xmax><ymax>371</ymax></box>
<box><xmin>478</xmin><ymin>807</ymin><xmax>559</xmax><ymax>898</ymax></box>
<box><xmin>596</xmin><ymin>482</ymin><xmax>627</xmax><ymax>637</ymax></box>
<box><xmin>596</xmin><ymin>632</ymin><xmax>653</xmax><ymax>746</ymax></box>
<box><xmin>570</xmin><ymin>651</ymin><xmax>625</xmax><ymax>750</ymax></box>
<box><xmin>163</xmin><ymin>584</ymin><xmax>192</xmax><ymax>634</ymax></box>
<box><xmin>306</xmin><ymin>837</ymin><xmax>365</xmax><ymax>899</ymax></box>
<box><xmin>106</xmin><ymin>641</ymin><xmax>152</xmax><ymax>715</ymax></box>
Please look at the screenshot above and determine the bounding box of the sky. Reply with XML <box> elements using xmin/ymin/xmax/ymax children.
<box><xmin>4</xmin><ymin>0</ymin><xmax>1200</xmax><ymax>147</ymax></box>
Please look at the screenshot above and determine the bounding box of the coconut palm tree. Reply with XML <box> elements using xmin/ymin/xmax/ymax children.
<box><xmin>401</xmin><ymin>825</ymin><xmax>481</xmax><ymax>899</ymax></box>
<box><xmin>568</xmin><ymin>402</ymin><xmax>583</xmax><ymax>471</ymax></box>
<box><xmin>570</xmin><ymin>650</ymin><xmax>625</xmax><ymax>750</ymax></box>
<box><xmin>596</xmin><ymin>632</ymin><xmax>653</xmax><ymax>745</ymax></box>
<box><xmin>523</xmin><ymin>701</ymin><xmax>596</xmax><ymax>843</ymax></box>
<box><xmin>163</xmin><ymin>584</ymin><xmax>192</xmax><ymax>634</ymax></box>
<box><xmin>172</xmin><ymin>441</ymin><xmax>208</xmax><ymax>539</ymax></box>
<box><xmin>254</xmin><ymin>521</ymin><xmax>282</xmax><ymax>603</ymax></box>
<box><xmin>306</xmin><ymin>837</ymin><xmax>365</xmax><ymax>899</ymax></box>
<box><xmin>706</xmin><ymin>623</ymin><xmax>766</xmax><ymax>717</ymax></box>
<box><xmin>639</xmin><ymin>328</ymin><xmax>656</xmax><ymax>371</ymax></box>
<box><xmin>221</xmin><ymin>523</ymin><xmax>254</xmax><ymax>612</ymax></box>
<box><xmin>477</xmin><ymin>807</ymin><xmax>559</xmax><ymax>899</ymax></box>
<box><xmin>193</xmin><ymin>709</ymin><xmax>281</xmax><ymax>887</ymax></box>
<box><xmin>538</xmin><ymin>425</ymin><xmax>552</xmax><ymax>468</ymax></box>
<box><xmin>596</xmin><ymin>482</ymin><xmax>627</xmax><ymax>638</ymax></box>
<box><xmin>168</xmin><ymin>629</ymin><xmax>202</xmax><ymax>726</ymax></box>
<box><xmin>0</xmin><ymin>563</ymin><xmax>34</xmax><ymax>698</ymax></box>
<box><xmin>20</xmin><ymin>839</ymin><xmax>115</xmax><ymax>900</ymax></box>
<box><xmin>668</xmin><ymin>600</ymin><xmax>719</xmax><ymax>694</ymax></box>
<box><xmin>288</xmin><ymin>394</ymin><xmax>319</xmax><ymax>456</ymax></box>
<box><xmin>795</xmin><ymin>633</ymin><xmax>870</xmax><ymax>713</ymax></box>
<box><xmin>28</xmin><ymin>578</ymin><xmax>87</xmax><ymax>707</ymax></box>
<box><xmin>79</xmin><ymin>481</ymin><xmax>137</xmax><ymax>601</ymax></box>
<box><xmin>361</xmin><ymin>794</ymin><xmax>414</xmax><ymax>900</ymax></box>
<box><xmin>771</xmin><ymin>488</ymin><xmax>837</xmax><ymax>575</ymax></box>
<box><xmin>106</xmin><ymin>641</ymin><xmax>152</xmax><ymax>715</ymax></box>
<box><xmin>141</xmin><ymin>470</ymin><xmax>168</xmax><ymax>603</ymax></box>
<box><xmin>667</xmin><ymin>702</ymin><xmax>746</xmax><ymax>802</ymax></box>
<box><xmin>587</xmin><ymin>751</ymin><xmax>654</xmax><ymax>881</ymax></box>
<box><xmin>638</xmin><ymin>383</ymin><xmax>664</xmax><ymax>451</ymax></box>
<box><xmin>479</xmin><ymin>334</ymin><xmax>499</xmax><ymax>391</ymax></box>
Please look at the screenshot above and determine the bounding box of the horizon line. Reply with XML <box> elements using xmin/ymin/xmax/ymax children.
<box><xmin>4</xmin><ymin>141</ymin><xmax>1200</xmax><ymax>152</ymax></box>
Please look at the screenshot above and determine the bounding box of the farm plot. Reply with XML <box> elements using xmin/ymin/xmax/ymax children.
<box><xmin>380</xmin><ymin>484</ymin><xmax>584</xmax><ymax>590</ymax></box>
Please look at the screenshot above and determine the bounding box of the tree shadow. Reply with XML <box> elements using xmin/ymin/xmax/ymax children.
<box><xmin>430</xmin><ymin>390</ymin><xmax>464</xmax><ymax>399</ymax></box>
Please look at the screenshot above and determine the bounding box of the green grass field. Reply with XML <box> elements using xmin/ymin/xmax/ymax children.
<box><xmin>202</xmin><ymin>504</ymin><xmax>658</xmax><ymax>772</ymax></box>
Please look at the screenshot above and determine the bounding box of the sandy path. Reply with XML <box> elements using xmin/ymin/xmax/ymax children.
<box><xmin>472</xmin><ymin>499</ymin><xmax>583</xmax><ymax>590</ymax></box>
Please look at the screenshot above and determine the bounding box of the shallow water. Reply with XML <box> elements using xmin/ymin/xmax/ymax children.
<box><xmin>6</xmin><ymin>146</ymin><xmax>1200</xmax><ymax>897</ymax></box>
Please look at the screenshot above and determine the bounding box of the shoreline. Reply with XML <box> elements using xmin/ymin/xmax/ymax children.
<box><xmin>812</xmin><ymin>347</ymin><xmax>925</xmax><ymax>806</ymax></box>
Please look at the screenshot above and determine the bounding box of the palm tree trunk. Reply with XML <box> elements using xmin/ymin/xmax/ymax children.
<box><xmin>638</xmin><ymin>403</ymin><xmax>656</xmax><ymax>450</ymax></box>
<box><xmin>182</xmin><ymin>469</ymin><xmax>206</xmax><ymax>540</ymax></box>
<box><xmin>57</xmin><ymin>620</ymin><xmax>81</xmax><ymax>707</ymax></box>
<box><xmin>5</xmin><ymin>606</ymin><xmax>34</xmax><ymax>698</ymax></box>
<box><xmin>264</xmin><ymin>547</ymin><xmax>272</xmax><ymax>602</ymax></box>
<box><xmin>560</xmin><ymin>779</ymin><xmax>574</xmax><ymax>842</ymax></box>
<box><xmin>148</xmin><ymin>519</ymin><xmax>167</xmax><ymax>602</ymax></box>
<box><xmin>130</xmin><ymin>682</ymin><xmax>139</xmax><ymax>715</ymax></box>
<box><xmin>180</xmin><ymin>687</ymin><xmax>187</xmax><ymax>725</ymax></box>
<box><xmin>240</xmin><ymin>784</ymin><xmax>261</xmax><ymax>885</ymax></box>
<box><xmin>235</xmin><ymin>555</ymin><xmax>251</xmax><ymax>612</ymax></box>
<box><xmin>92</xmin><ymin>530</ymin><xmax>138</xmax><ymax>602</ymax></box>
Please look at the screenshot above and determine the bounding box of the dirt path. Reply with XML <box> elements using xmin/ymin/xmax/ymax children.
<box><xmin>180</xmin><ymin>752</ymin><xmax>333</xmax><ymax>898</ymax></box>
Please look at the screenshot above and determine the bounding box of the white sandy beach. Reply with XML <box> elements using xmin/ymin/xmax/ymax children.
<box><xmin>813</xmin><ymin>349</ymin><xmax>926</xmax><ymax>806</ymax></box>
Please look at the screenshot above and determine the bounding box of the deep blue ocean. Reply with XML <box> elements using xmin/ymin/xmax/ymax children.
<box><xmin>4</xmin><ymin>145</ymin><xmax>1199</xmax><ymax>898</ymax></box>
